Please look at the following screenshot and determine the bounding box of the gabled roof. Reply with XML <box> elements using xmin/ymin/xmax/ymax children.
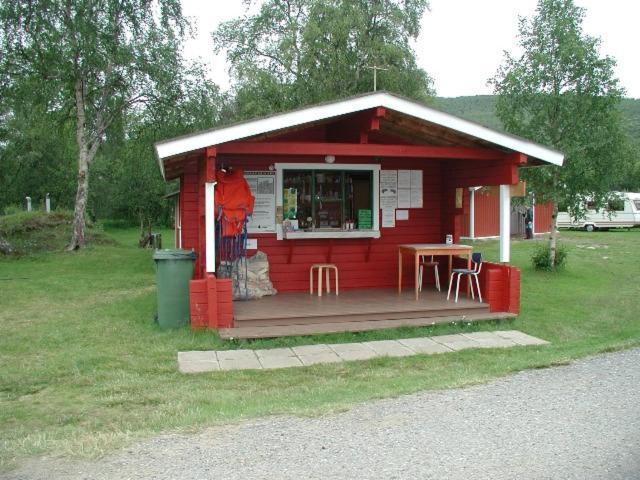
<box><xmin>155</xmin><ymin>91</ymin><xmax>564</xmax><ymax>178</ymax></box>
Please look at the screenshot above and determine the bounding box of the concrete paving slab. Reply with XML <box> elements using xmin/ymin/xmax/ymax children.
<box><xmin>178</xmin><ymin>351</ymin><xmax>217</xmax><ymax>363</ymax></box>
<box><xmin>363</xmin><ymin>340</ymin><xmax>414</xmax><ymax>357</ymax></box>
<box><xmin>179</xmin><ymin>360</ymin><xmax>220</xmax><ymax>374</ymax></box>
<box><xmin>255</xmin><ymin>347</ymin><xmax>297</xmax><ymax>359</ymax></box>
<box><xmin>216</xmin><ymin>349</ymin><xmax>259</xmax><ymax>362</ymax></box>
<box><xmin>291</xmin><ymin>344</ymin><xmax>332</xmax><ymax>356</ymax></box>
<box><xmin>216</xmin><ymin>349</ymin><xmax>262</xmax><ymax>370</ymax></box>
<box><xmin>328</xmin><ymin>343</ymin><xmax>378</xmax><ymax>361</ymax></box>
<box><xmin>431</xmin><ymin>334</ymin><xmax>480</xmax><ymax>351</ymax></box>
<box><xmin>219</xmin><ymin>358</ymin><xmax>263</xmax><ymax>371</ymax></box>
<box><xmin>398</xmin><ymin>337</ymin><xmax>453</xmax><ymax>354</ymax></box>
<box><xmin>177</xmin><ymin>331</ymin><xmax>548</xmax><ymax>373</ymax></box>
<box><xmin>258</xmin><ymin>355</ymin><xmax>303</xmax><ymax>369</ymax></box>
<box><xmin>495</xmin><ymin>330</ymin><xmax>550</xmax><ymax>346</ymax></box>
<box><xmin>297</xmin><ymin>352</ymin><xmax>342</xmax><ymax>366</ymax></box>
<box><xmin>462</xmin><ymin>332</ymin><xmax>517</xmax><ymax>348</ymax></box>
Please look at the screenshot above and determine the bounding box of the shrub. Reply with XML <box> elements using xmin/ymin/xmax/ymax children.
<box><xmin>2</xmin><ymin>205</ymin><xmax>24</xmax><ymax>216</ymax></box>
<box><xmin>531</xmin><ymin>243</ymin><xmax>568</xmax><ymax>271</ymax></box>
<box><xmin>0</xmin><ymin>210</ymin><xmax>73</xmax><ymax>236</ymax></box>
<box><xmin>0</xmin><ymin>210</ymin><xmax>107</xmax><ymax>256</ymax></box>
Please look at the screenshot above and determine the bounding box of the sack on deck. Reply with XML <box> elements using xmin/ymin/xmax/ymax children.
<box><xmin>233</xmin><ymin>251</ymin><xmax>277</xmax><ymax>300</ymax></box>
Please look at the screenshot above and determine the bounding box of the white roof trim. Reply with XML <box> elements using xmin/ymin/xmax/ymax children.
<box><xmin>155</xmin><ymin>92</ymin><xmax>564</xmax><ymax>169</ymax></box>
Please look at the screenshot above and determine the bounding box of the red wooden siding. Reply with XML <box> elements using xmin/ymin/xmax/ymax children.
<box><xmin>189</xmin><ymin>275</ymin><xmax>233</xmax><ymax>329</ymax></box>
<box><xmin>178</xmin><ymin>152</ymin><xmax>214</xmax><ymax>279</ymax></box>
<box><xmin>189</xmin><ymin>278</ymin><xmax>208</xmax><ymax>329</ymax></box>
<box><xmin>480</xmin><ymin>263</ymin><xmax>520</xmax><ymax>314</ymax></box>
<box><xmin>534</xmin><ymin>202</ymin><xmax>553</xmax><ymax>233</ymax></box>
<box><xmin>222</xmin><ymin>156</ymin><xmax>452</xmax><ymax>293</ymax></box>
<box><xmin>460</xmin><ymin>188</ymin><xmax>554</xmax><ymax>238</ymax></box>
<box><xmin>452</xmin><ymin>257</ymin><xmax>521</xmax><ymax>314</ymax></box>
<box><xmin>474</xmin><ymin>189</ymin><xmax>500</xmax><ymax>238</ymax></box>
<box><xmin>181</xmin><ymin>158</ymin><xmax>201</xmax><ymax>277</ymax></box>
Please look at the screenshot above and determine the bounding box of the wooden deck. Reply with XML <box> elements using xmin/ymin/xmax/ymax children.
<box><xmin>220</xmin><ymin>289</ymin><xmax>514</xmax><ymax>339</ymax></box>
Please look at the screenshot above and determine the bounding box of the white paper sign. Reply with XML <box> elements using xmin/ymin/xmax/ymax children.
<box><xmin>410</xmin><ymin>170</ymin><xmax>423</xmax><ymax>208</ymax></box>
<box><xmin>246</xmin><ymin>238</ymin><xmax>258</xmax><ymax>250</ymax></box>
<box><xmin>398</xmin><ymin>170</ymin><xmax>411</xmax><ymax>189</ymax></box>
<box><xmin>410</xmin><ymin>170</ymin><xmax>422</xmax><ymax>189</ymax></box>
<box><xmin>398</xmin><ymin>189</ymin><xmax>411</xmax><ymax>208</ymax></box>
<box><xmin>245</xmin><ymin>171</ymin><xmax>276</xmax><ymax>233</ymax></box>
<box><xmin>382</xmin><ymin>209</ymin><xmax>395</xmax><ymax>227</ymax></box>
<box><xmin>410</xmin><ymin>188</ymin><xmax>423</xmax><ymax>208</ymax></box>
<box><xmin>396</xmin><ymin>210</ymin><xmax>409</xmax><ymax>221</ymax></box>
<box><xmin>380</xmin><ymin>170</ymin><xmax>398</xmax><ymax>210</ymax></box>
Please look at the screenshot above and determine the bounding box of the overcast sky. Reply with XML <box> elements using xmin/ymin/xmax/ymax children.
<box><xmin>181</xmin><ymin>0</ymin><xmax>640</xmax><ymax>98</ymax></box>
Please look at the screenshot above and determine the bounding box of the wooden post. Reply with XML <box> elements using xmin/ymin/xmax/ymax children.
<box><xmin>205</xmin><ymin>147</ymin><xmax>216</xmax><ymax>273</ymax></box>
<box><xmin>398</xmin><ymin>249</ymin><xmax>403</xmax><ymax>293</ymax></box>
<box><xmin>499</xmin><ymin>184</ymin><xmax>511</xmax><ymax>263</ymax></box>
<box><xmin>414</xmin><ymin>252</ymin><xmax>419</xmax><ymax>301</ymax></box>
<box><xmin>468</xmin><ymin>188</ymin><xmax>475</xmax><ymax>239</ymax></box>
<box><xmin>531</xmin><ymin>194</ymin><xmax>537</xmax><ymax>235</ymax></box>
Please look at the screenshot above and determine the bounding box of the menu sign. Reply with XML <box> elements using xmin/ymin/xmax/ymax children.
<box><xmin>245</xmin><ymin>171</ymin><xmax>276</xmax><ymax>233</ymax></box>
<box><xmin>380</xmin><ymin>170</ymin><xmax>398</xmax><ymax>210</ymax></box>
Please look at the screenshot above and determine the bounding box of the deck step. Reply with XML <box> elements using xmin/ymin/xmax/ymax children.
<box><xmin>234</xmin><ymin>306</ymin><xmax>490</xmax><ymax>327</ymax></box>
<box><xmin>219</xmin><ymin>312</ymin><xmax>517</xmax><ymax>339</ymax></box>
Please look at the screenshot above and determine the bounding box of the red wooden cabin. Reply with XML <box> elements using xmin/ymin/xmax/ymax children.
<box><xmin>155</xmin><ymin>92</ymin><xmax>563</xmax><ymax>338</ymax></box>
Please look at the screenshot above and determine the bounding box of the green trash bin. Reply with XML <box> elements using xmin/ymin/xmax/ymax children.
<box><xmin>153</xmin><ymin>249</ymin><xmax>197</xmax><ymax>329</ymax></box>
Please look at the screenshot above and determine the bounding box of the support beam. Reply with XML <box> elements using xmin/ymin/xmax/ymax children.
<box><xmin>205</xmin><ymin>182</ymin><xmax>216</xmax><ymax>273</ymax></box>
<box><xmin>205</xmin><ymin>147</ymin><xmax>216</xmax><ymax>182</ymax></box>
<box><xmin>531</xmin><ymin>194</ymin><xmax>537</xmax><ymax>235</ymax></box>
<box><xmin>469</xmin><ymin>188</ymin><xmax>475</xmax><ymax>239</ymax></box>
<box><xmin>175</xmin><ymin>195</ymin><xmax>181</xmax><ymax>249</ymax></box>
<box><xmin>360</xmin><ymin>107</ymin><xmax>386</xmax><ymax>143</ymax></box>
<box><xmin>499</xmin><ymin>184</ymin><xmax>511</xmax><ymax>263</ymax></box>
<box><xmin>217</xmin><ymin>142</ymin><xmax>507</xmax><ymax>160</ymax></box>
<box><xmin>204</xmin><ymin>147</ymin><xmax>216</xmax><ymax>273</ymax></box>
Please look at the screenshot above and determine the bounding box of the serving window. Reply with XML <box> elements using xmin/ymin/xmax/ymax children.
<box><xmin>276</xmin><ymin>163</ymin><xmax>380</xmax><ymax>239</ymax></box>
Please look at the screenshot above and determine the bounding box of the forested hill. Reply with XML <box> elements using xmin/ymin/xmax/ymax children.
<box><xmin>435</xmin><ymin>96</ymin><xmax>640</xmax><ymax>140</ymax></box>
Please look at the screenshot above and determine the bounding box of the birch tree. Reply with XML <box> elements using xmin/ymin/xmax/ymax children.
<box><xmin>0</xmin><ymin>0</ymin><xmax>186</xmax><ymax>249</ymax></box>
<box><xmin>214</xmin><ymin>0</ymin><xmax>433</xmax><ymax>118</ymax></box>
<box><xmin>491</xmin><ymin>0</ymin><xmax>627</xmax><ymax>266</ymax></box>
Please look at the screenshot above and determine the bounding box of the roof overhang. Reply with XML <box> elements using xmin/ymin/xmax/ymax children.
<box><xmin>155</xmin><ymin>91</ymin><xmax>564</xmax><ymax>179</ymax></box>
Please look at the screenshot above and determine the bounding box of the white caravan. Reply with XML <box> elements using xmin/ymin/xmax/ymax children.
<box><xmin>557</xmin><ymin>192</ymin><xmax>640</xmax><ymax>231</ymax></box>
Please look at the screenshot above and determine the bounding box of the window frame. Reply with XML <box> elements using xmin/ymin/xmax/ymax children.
<box><xmin>275</xmin><ymin>163</ymin><xmax>380</xmax><ymax>240</ymax></box>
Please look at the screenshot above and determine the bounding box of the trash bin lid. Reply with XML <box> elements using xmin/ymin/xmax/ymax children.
<box><xmin>153</xmin><ymin>249</ymin><xmax>197</xmax><ymax>261</ymax></box>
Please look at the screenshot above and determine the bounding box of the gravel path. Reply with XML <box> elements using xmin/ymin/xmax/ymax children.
<box><xmin>6</xmin><ymin>348</ymin><xmax>640</xmax><ymax>480</ymax></box>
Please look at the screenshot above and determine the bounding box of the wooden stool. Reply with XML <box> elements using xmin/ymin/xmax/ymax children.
<box><xmin>310</xmin><ymin>264</ymin><xmax>339</xmax><ymax>296</ymax></box>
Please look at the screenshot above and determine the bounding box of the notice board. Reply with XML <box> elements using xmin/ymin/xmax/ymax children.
<box><xmin>245</xmin><ymin>171</ymin><xmax>276</xmax><ymax>233</ymax></box>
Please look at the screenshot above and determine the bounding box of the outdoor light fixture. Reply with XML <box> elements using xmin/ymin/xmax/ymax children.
<box><xmin>324</xmin><ymin>155</ymin><xmax>335</xmax><ymax>164</ymax></box>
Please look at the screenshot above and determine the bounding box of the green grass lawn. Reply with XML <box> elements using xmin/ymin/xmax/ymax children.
<box><xmin>1</xmin><ymin>226</ymin><xmax>639</xmax><ymax>469</ymax></box>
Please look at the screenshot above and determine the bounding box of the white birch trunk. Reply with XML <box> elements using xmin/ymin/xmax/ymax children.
<box><xmin>68</xmin><ymin>78</ymin><xmax>99</xmax><ymax>250</ymax></box>
<box><xmin>549</xmin><ymin>202</ymin><xmax>559</xmax><ymax>267</ymax></box>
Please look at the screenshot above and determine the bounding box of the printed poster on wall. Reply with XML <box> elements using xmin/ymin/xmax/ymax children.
<box><xmin>245</xmin><ymin>171</ymin><xmax>276</xmax><ymax>233</ymax></box>
<box><xmin>381</xmin><ymin>209</ymin><xmax>395</xmax><ymax>228</ymax></box>
<box><xmin>396</xmin><ymin>209</ymin><xmax>409</xmax><ymax>221</ymax></box>
<box><xmin>380</xmin><ymin>170</ymin><xmax>398</xmax><ymax>210</ymax></box>
<box><xmin>398</xmin><ymin>170</ymin><xmax>411</xmax><ymax>189</ymax></box>
<box><xmin>397</xmin><ymin>170</ymin><xmax>411</xmax><ymax>208</ymax></box>
<box><xmin>397</xmin><ymin>188</ymin><xmax>411</xmax><ymax>208</ymax></box>
<box><xmin>283</xmin><ymin>188</ymin><xmax>298</xmax><ymax>220</ymax></box>
<box><xmin>410</xmin><ymin>170</ymin><xmax>423</xmax><ymax>208</ymax></box>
